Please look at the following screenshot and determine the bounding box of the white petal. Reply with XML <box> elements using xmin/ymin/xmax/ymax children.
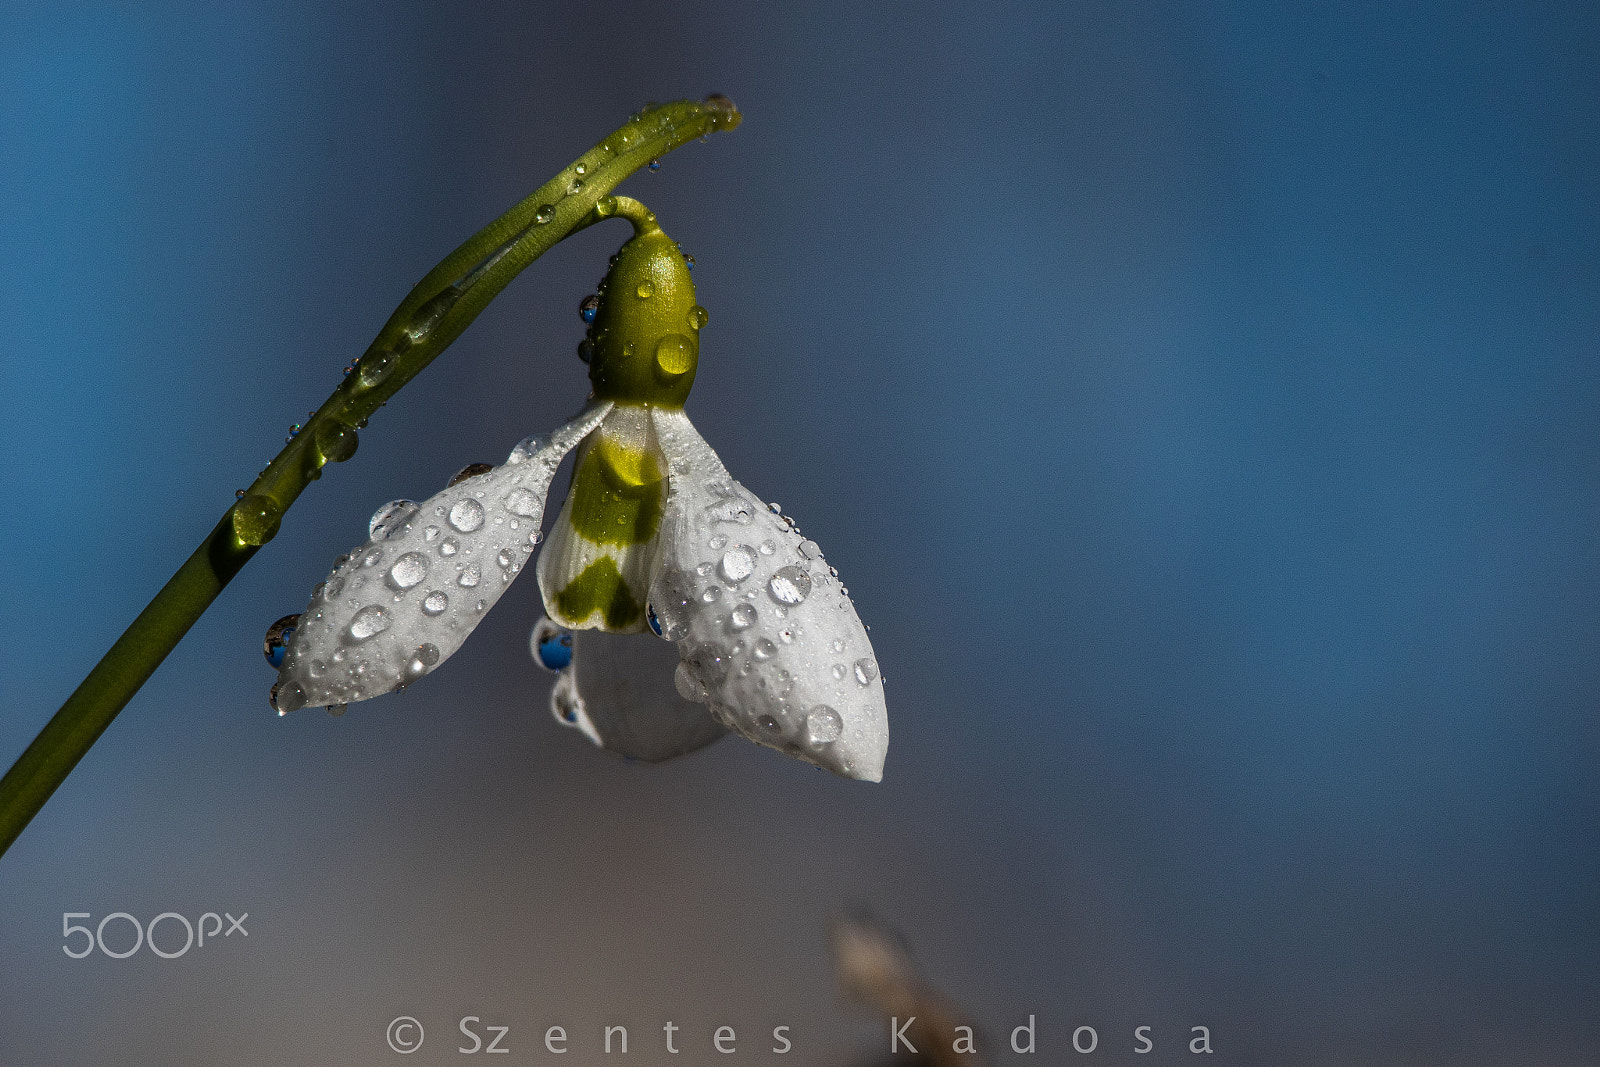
<box><xmin>646</xmin><ymin>408</ymin><xmax>889</xmax><ymax>781</ymax></box>
<box><xmin>536</xmin><ymin>405</ymin><xmax>664</xmax><ymax>634</ymax></box>
<box><xmin>541</xmin><ymin>621</ymin><xmax>727</xmax><ymax>762</ymax></box>
<box><xmin>271</xmin><ymin>402</ymin><xmax>612</xmax><ymax>711</ymax></box>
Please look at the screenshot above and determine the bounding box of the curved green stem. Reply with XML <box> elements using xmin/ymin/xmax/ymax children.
<box><xmin>0</xmin><ymin>96</ymin><xmax>741</xmax><ymax>861</ymax></box>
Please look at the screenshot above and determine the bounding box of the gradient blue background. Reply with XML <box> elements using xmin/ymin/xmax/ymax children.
<box><xmin>2</xmin><ymin>1</ymin><xmax>1597</xmax><ymax>1063</ymax></box>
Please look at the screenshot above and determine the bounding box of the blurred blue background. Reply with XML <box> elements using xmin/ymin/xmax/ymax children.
<box><xmin>2</xmin><ymin>1</ymin><xmax>1597</xmax><ymax>1063</ymax></box>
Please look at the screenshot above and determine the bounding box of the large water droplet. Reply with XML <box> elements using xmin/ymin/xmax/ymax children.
<box><xmin>386</xmin><ymin>552</ymin><xmax>428</xmax><ymax>590</ymax></box>
<box><xmin>270</xmin><ymin>679</ymin><xmax>307</xmax><ymax>715</ymax></box>
<box><xmin>530</xmin><ymin>617</ymin><xmax>573</xmax><ymax>671</ymax></box>
<box><xmin>449</xmin><ymin>498</ymin><xmax>485</xmax><ymax>532</ymax></box>
<box><xmin>405</xmin><ymin>642</ymin><xmax>441</xmax><ymax>680</ymax></box>
<box><xmin>579</xmin><ymin>294</ymin><xmax>600</xmax><ymax>324</ymax></box>
<box><xmin>729</xmin><ymin>603</ymin><xmax>757</xmax><ymax>630</ymax></box>
<box><xmin>505</xmin><ymin>487</ymin><xmax>542</xmax><ymax>517</ymax></box>
<box><xmin>314</xmin><ymin>421</ymin><xmax>359</xmax><ymax>464</ymax></box>
<box><xmin>687</xmin><ymin>305</ymin><xmax>709</xmax><ymax>329</ymax></box>
<box><xmin>798</xmin><ymin>539</ymin><xmax>822</xmax><ymax>561</ymax></box>
<box><xmin>854</xmin><ymin>657</ymin><xmax>879</xmax><ymax>685</ymax></box>
<box><xmin>496</xmin><ymin>549</ymin><xmax>515</xmax><ymax>569</ymax></box>
<box><xmin>348</xmin><ymin>605</ymin><xmax>390</xmax><ymax>642</ymax></box>
<box><xmin>447</xmin><ymin>463</ymin><xmax>493</xmax><ymax>488</ymax></box>
<box><xmin>767</xmin><ymin>566</ymin><xmax>812</xmax><ymax>605</ymax></box>
<box><xmin>719</xmin><ymin>545</ymin><xmax>757</xmax><ymax>584</ymax></box>
<box><xmin>806</xmin><ymin>705</ymin><xmax>843</xmax><ymax>745</ymax></box>
<box><xmin>369</xmin><ymin>499</ymin><xmax>418</xmax><ymax>540</ymax></box>
<box><xmin>654</xmin><ymin>334</ymin><xmax>694</xmax><ymax>376</ymax></box>
<box><xmin>421</xmin><ymin>591</ymin><xmax>448</xmax><ymax>616</ymax></box>
<box><xmin>263</xmin><ymin>614</ymin><xmax>300</xmax><ymax>668</ymax></box>
<box><xmin>232</xmin><ymin>494</ymin><xmax>282</xmax><ymax>546</ymax></box>
<box><xmin>358</xmin><ymin>350</ymin><xmax>395</xmax><ymax>388</ymax></box>
<box><xmin>439</xmin><ymin>538</ymin><xmax>459</xmax><ymax>557</ymax></box>
<box><xmin>535</xmin><ymin>204</ymin><xmax>555</xmax><ymax>224</ymax></box>
<box><xmin>685</xmin><ymin>642</ymin><xmax>731</xmax><ymax>689</ymax></box>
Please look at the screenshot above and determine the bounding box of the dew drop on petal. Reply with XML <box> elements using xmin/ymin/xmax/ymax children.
<box><xmin>636</xmin><ymin>281</ymin><xmax>655</xmax><ymax>299</ymax></box>
<box><xmin>505</xmin><ymin>487</ymin><xmax>541</xmax><ymax>516</ymax></box>
<box><xmin>757</xmin><ymin>714</ymin><xmax>781</xmax><ymax>734</ymax></box>
<box><xmin>270</xmin><ymin>680</ymin><xmax>307</xmax><ymax>714</ymax></box>
<box><xmin>701</xmin><ymin>585</ymin><xmax>722</xmax><ymax>603</ymax></box>
<box><xmin>798</xmin><ymin>539</ymin><xmax>822</xmax><ymax>560</ymax></box>
<box><xmin>832</xmin><ymin>663</ymin><xmax>847</xmax><ymax>680</ymax></box>
<box><xmin>729</xmin><ymin>603</ymin><xmax>757</xmax><ymax>630</ymax></box>
<box><xmin>458</xmin><ymin>563</ymin><xmax>481</xmax><ymax>588</ymax></box>
<box><xmin>386</xmin><ymin>552</ymin><xmax>428</xmax><ymax>590</ymax></box>
<box><xmin>369</xmin><ymin>500</ymin><xmax>418</xmax><ymax>540</ymax></box>
<box><xmin>767</xmin><ymin>566</ymin><xmax>812</xmax><ymax>605</ymax></box>
<box><xmin>719</xmin><ymin>545</ymin><xmax>757</xmax><ymax>583</ymax></box>
<box><xmin>806</xmin><ymin>705</ymin><xmax>843</xmax><ymax>745</ymax></box>
<box><xmin>709</xmin><ymin>534</ymin><xmax>728</xmax><ymax>550</ymax></box>
<box><xmin>362</xmin><ymin>549</ymin><xmax>384</xmax><ymax>568</ymax></box>
<box><xmin>830</xmin><ymin>638</ymin><xmax>846</xmax><ymax>654</ymax></box>
<box><xmin>263</xmin><ymin>614</ymin><xmax>299</xmax><ymax>668</ymax></box>
<box><xmin>348</xmin><ymin>605</ymin><xmax>390</xmax><ymax>642</ymax></box>
<box><xmin>421</xmin><ymin>591</ymin><xmax>448</xmax><ymax>616</ymax></box>
<box><xmin>440</xmin><ymin>539</ymin><xmax>459</xmax><ymax>557</ymax></box>
<box><xmin>579</xmin><ymin>294</ymin><xmax>599</xmax><ymax>324</ymax></box>
<box><xmin>687</xmin><ymin>305</ymin><xmax>709</xmax><ymax>329</ymax></box>
<box><xmin>753</xmin><ymin>638</ymin><xmax>776</xmax><ymax>661</ymax></box>
<box><xmin>449</xmin><ymin>499</ymin><xmax>485</xmax><ymax>532</ymax></box>
<box><xmin>854</xmin><ymin>657</ymin><xmax>879</xmax><ymax>685</ymax></box>
<box><xmin>530</xmin><ymin>618</ymin><xmax>573</xmax><ymax>671</ymax></box>
<box><xmin>685</xmin><ymin>642</ymin><xmax>730</xmax><ymax>689</ymax></box>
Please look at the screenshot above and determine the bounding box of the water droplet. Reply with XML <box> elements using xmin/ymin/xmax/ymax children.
<box><xmin>768</xmin><ymin>502</ymin><xmax>782</xmax><ymax>514</ymax></box>
<box><xmin>567</xmin><ymin>177</ymin><xmax>584</xmax><ymax>195</ymax></box>
<box><xmin>759</xmin><ymin>540</ymin><xmax>776</xmax><ymax>555</ymax></box>
<box><xmin>422</xmin><ymin>591</ymin><xmax>448</xmax><ymax>616</ymax></box>
<box><xmin>405</xmin><ymin>642</ymin><xmax>441</xmax><ymax>680</ymax></box>
<box><xmin>798</xmin><ymin>539</ymin><xmax>822</xmax><ymax>560</ymax></box>
<box><xmin>685</xmin><ymin>642</ymin><xmax>731</xmax><ymax>689</ymax></box>
<box><xmin>753</xmin><ymin>638</ymin><xmax>776</xmax><ymax>661</ymax></box>
<box><xmin>854</xmin><ymin>657</ymin><xmax>879</xmax><ymax>685</ymax></box>
<box><xmin>502</xmin><ymin>487</ymin><xmax>542</xmax><ymax>518</ymax></box>
<box><xmin>439</xmin><ymin>538</ymin><xmax>459</xmax><ymax>557</ymax></box>
<box><xmin>448</xmin><ymin>463</ymin><xmax>493</xmax><ymax>488</ymax></box>
<box><xmin>535</xmin><ymin>204</ymin><xmax>555</xmax><ymax>224</ymax></box>
<box><xmin>496</xmin><ymin>549</ymin><xmax>515</xmax><ymax>569</ymax></box>
<box><xmin>270</xmin><ymin>680</ymin><xmax>307</xmax><ymax>714</ymax></box>
<box><xmin>654</xmin><ymin>334</ymin><xmax>694</xmax><ymax>376</ymax></box>
<box><xmin>531</xmin><ymin>618</ymin><xmax>573</xmax><ymax>671</ymax></box>
<box><xmin>529</xmin><ymin>530</ymin><xmax>544</xmax><ymax>546</ymax></box>
<box><xmin>647</xmin><ymin>604</ymin><xmax>664</xmax><ymax>637</ymax></box>
<box><xmin>458</xmin><ymin>563</ymin><xmax>481</xmax><ymax>588</ymax></box>
<box><xmin>348</xmin><ymin>605</ymin><xmax>390</xmax><ymax>642</ymax></box>
<box><xmin>682</xmin><ymin>253</ymin><xmax>695</xmax><ymax>272</ymax></box>
<box><xmin>830</xmin><ymin>639</ymin><xmax>846</xmax><ymax>654</ymax></box>
<box><xmin>369</xmin><ymin>499</ymin><xmax>418</xmax><ymax>540</ymax></box>
<box><xmin>832</xmin><ymin>663</ymin><xmax>847</xmax><ymax>680</ymax></box>
<box><xmin>768</xmin><ymin>566</ymin><xmax>812</xmax><ymax>605</ymax></box>
<box><xmin>314</xmin><ymin>421</ymin><xmax>359</xmax><ymax>464</ymax></box>
<box><xmin>577</xmin><ymin>339</ymin><xmax>594</xmax><ymax>363</ymax></box>
<box><xmin>710</xmin><ymin>534</ymin><xmax>728</xmax><ymax>550</ymax></box>
<box><xmin>806</xmin><ymin>705</ymin><xmax>843</xmax><ymax>745</ymax></box>
<box><xmin>449</xmin><ymin>498</ymin><xmax>485</xmax><ymax>532</ymax></box>
<box><xmin>648</xmin><ymin>158</ymin><xmax>662</xmax><ymax>171</ymax></box>
<box><xmin>232</xmin><ymin>494</ymin><xmax>282</xmax><ymax>546</ymax></box>
<box><xmin>263</xmin><ymin>614</ymin><xmax>300</xmax><ymax>668</ymax></box>
<box><xmin>706</xmin><ymin>499</ymin><xmax>753</xmax><ymax>525</ymax></box>
<box><xmin>574</xmin><ymin>162</ymin><xmax>587</xmax><ymax>176</ymax></box>
<box><xmin>358</xmin><ymin>350</ymin><xmax>395</xmax><ymax>388</ymax></box>
<box><xmin>362</xmin><ymin>549</ymin><xmax>384</xmax><ymax>568</ymax></box>
<box><xmin>757</xmin><ymin>714</ymin><xmax>780</xmax><ymax>733</ymax></box>
<box><xmin>636</xmin><ymin>281</ymin><xmax>655</xmax><ymax>299</ymax></box>
<box><xmin>675</xmin><ymin>661</ymin><xmax>706</xmax><ymax>701</ymax></box>
<box><xmin>579</xmin><ymin>293</ymin><xmax>600</xmax><ymax>324</ymax></box>
<box><xmin>386</xmin><ymin>552</ymin><xmax>428</xmax><ymax>590</ymax></box>
<box><xmin>719</xmin><ymin>545</ymin><xmax>757</xmax><ymax>583</ymax></box>
<box><xmin>701</xmin><ymin>585</ymin><xmax>722</xmax><ymax>603</ymax></box>
<box><xmin>595</xmin><ymin>195</ymin><xmax>618</xmax><ymax>217</ymax></box>
<box><xmin>235</xmin><ymin>488</ymin><xmax>246</xmax><ymax>499</ymax></box>
<box><xmin>687</xmin><ymin>305</ymin><xmax>709</xmax><ymax>329</ymax></box>
<box><xmin>730</xmin><ymin>603</ymin><xmax>757</xmax><ymax>630</ymax></box>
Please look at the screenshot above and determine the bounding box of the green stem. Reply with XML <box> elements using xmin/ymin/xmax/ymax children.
<box><xmin>0</xmin><ymin>96</ymin><xmax>741</xmax><ymax>860</ymax></box>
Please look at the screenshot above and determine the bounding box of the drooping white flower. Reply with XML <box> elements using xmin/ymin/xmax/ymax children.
<box><xmin>271</xmin><ymin>199</ymin><xmax>888</xmax><ymax>781</ymax></box>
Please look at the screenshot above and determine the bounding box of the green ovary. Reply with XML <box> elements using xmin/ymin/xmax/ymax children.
<box><xmin>556</xmin><ymin>557</ymin><xmax>642</xmax><ymax>630</ymax></box>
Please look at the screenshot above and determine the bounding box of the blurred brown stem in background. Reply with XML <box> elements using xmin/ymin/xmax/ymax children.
<box><xmin>831</xmin><ymin>912</ymin><xmax>989</xmax><ymax>1067</ymax></box>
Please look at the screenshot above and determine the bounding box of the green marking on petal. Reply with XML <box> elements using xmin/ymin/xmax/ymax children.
<box><xmin>556</xmin><ymin>556</ymin><xmax>643</xmax><ymax>630</ymax></box>
<box><xmin>567</xmin><ymin>434</ymin><xmax>664</xmax><ymax>546</ymax></box>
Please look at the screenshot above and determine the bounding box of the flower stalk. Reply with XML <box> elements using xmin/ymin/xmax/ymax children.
<box><xmin>0</xmin><ymin>96</ymin><xmax>741</xmax><ymax>860</ymax></box>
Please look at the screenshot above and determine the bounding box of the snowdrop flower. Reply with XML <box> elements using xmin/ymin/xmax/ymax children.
<box><xmin>270</xmin><ymin>198</ymin><xmax>888</xmax><ymax>781</ymax></box>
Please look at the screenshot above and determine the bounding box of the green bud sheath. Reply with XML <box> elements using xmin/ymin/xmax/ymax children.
<box><xmin>583</xmin><ymin>197</ymin><xmax>706</xmax><ymax>407</ymax></box>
